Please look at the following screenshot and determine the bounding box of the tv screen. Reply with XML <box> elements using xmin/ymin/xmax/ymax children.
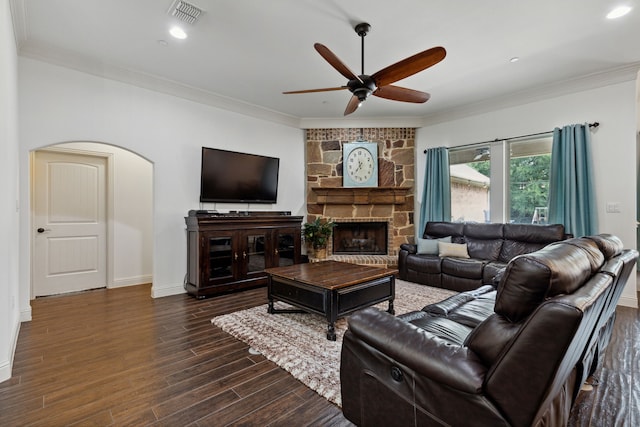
<box><xmin>200</xmin><ymin>147</ymin><xmax>280</xmax><ymax>203</ymax></box>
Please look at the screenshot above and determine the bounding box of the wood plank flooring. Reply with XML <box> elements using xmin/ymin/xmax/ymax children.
<box><xmin>0</xmin><ymin>284</ymin><xmax>637</xmax><ymax>426</ymax></box>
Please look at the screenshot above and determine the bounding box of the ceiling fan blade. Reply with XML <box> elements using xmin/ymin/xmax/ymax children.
<box><xmin>373</xmin><ymin>85</ymin><xmax>431</xmax><ymax>103</ymax></box>
<box><xmin>372</xmin><ymin>46</ymin><xmax>446</xmax><ymax>87</ymax></box>
<box><xmin>283</xmin><ymin>86</ymin><xmax>347</xmax><ymax>94</ymax></box>
<box><xmin>344</xmin><ymin>95</ymin><xmax>360</xmax><ymax>116</ymax></box>
<box><xmin>314</xmin><ymin>43</ymin><xmax>363</xmax><ymax>83</ymax></box>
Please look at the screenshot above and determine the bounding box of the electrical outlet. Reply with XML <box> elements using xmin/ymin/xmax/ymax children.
<box><xmin>606</xmin><ymin>202</ymin><xmax>621</xmax><ymax>213</ymax></box>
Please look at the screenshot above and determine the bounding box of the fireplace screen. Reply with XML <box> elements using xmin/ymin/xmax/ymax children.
<box><xmin>332</xmin><ymin>222</ymin><xmax>388</xmax><ymax>255</ymax></box>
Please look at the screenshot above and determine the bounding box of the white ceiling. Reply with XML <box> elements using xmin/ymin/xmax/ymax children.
<box><xmin>11</xmin><ymin>0</ymin><xmax>640</xmax><ymax>126</ymax></box>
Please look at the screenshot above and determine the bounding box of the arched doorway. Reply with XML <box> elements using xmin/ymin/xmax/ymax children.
<box><xmin>31</xmin><ymin>142</ymin><xmax>153</xmax><ymax>297</ymax></box>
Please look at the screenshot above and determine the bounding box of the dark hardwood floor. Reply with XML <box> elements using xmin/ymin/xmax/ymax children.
<box><xmin>0</xmin><ymin>284</ymin><xmax>637</xmax><ymax>426</ymax></box>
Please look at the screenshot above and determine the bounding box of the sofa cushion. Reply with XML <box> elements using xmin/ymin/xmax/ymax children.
<box><xmin>483</xmin><ymin>261</ymin><xmax>507</xmax><ymax>284</ymax></box>
<box><xmin>465</xmin><ymin>314</ymin><xmax>521</xmax><ymax>365</ymax></box>
<box><xmin>422</xmin><ymin>285</ymin><xmax>494</xmax><ymax>316</ymax></box>
<box><xmin>441</xmin><ymin>276</ymin><xmax>483</xmax><ymax>292</ymax></box>
<box><xmin>417</xmin><ymin>236</ymin><xmax>451</xmax><ymax>255</ymax></box>
<box><xmin>495</xmin><ymin>242</ymin><xmax>600</xmax><ymax>322</ymax></box>
<box><xmin>439</xmin><ymin>242</ymin><xmax>470</xmax><ymax>258</ymax></box>
<box><xmin>458</xmin><ymin>223</ymin><xmax>503</xmax><ymax>260</ymax></box>
<box><xmin>401</xmin><ymin>312</ymin><xmax>473</xmax><ymax>346</ymax></box>
<box><xmin>442</xmin><ymin>257</ymin><xmax>484</xmax><ymax>278</ymax></box>
<box><xmin>448</xmin><ymin>293</ymin><xmax>497</xmax><ymax>327</ymax></box>
<box><xmin>585</xmin><ymin>234</ymin><xmax>623</xmax><ymax>259</ymax></box>
<box><xmin>550</xmin><ymin>238</ymin><xmax>604</xmax><ymax>274</ymax></box>
<box><xmin>424</xmin><ymin>221</ymin><xmax>465</xmax><ymax>242</ymax></box>
<box><xmin>405</xmin><ymin>254</ymin><xmax>442</xmax><ymax>274</ymax></box>
<box><xmin>463</xmin><ymin>222</ymin><xmax>505</xmax><ymax>239</ymax></box>
<box><xmin>422</xmin><ymin>285</ymin><xmax>497</xmax><ymax>328</ymax></box>
<box><xmin>498</xmin><ymin>224</ymin><xmax>566</xmax><ymax>262</ymax></box>
<box><xmin>504</xmin><ymin>223</ymin><xmax>566</xmax><ymax>242</ymax></box>
<box><xmin>466</xmin><ymin>237</ymin><xmax>503</xmax><ymax>260</ymax></box>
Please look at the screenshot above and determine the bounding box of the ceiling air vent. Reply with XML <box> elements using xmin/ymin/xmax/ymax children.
<box><xmin>168</xmin><ymin>0</ymin><xmax>203</xmax><ymax>25</ymax></box>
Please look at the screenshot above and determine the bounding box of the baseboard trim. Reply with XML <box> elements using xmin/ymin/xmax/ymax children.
<box><xmin>110</xmin><ymin>275</ymin><xmax>153</xmax><ymax>289</ymax></box>
<box><xmin>0</xmin><ymin>315</ymin><xmax>21</xmax><ymax>382</ymax></box>
<box><xmin>0</xmin><ymin>360</ymin><xmax>10</xmax><ymax>383</ymax></box>
<box><xmin>20</xmin><ymin>306</ymin><xmax>32</xmax><ymax>322</ymax></box>
<box><xmin>151</xmin><ymin>284</ymin><xmax>186</xmax><ymax>298</ymax></box>
<box><xmin>618</xmin><ymin>294</ymin><xmax>638</xmax><ymax>308</ymax></box>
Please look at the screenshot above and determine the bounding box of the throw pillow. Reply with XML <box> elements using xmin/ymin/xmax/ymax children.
<box><xmin>439</xmin><ymin>242</ymin><xmax>470</xmax><ymax>258</ymax></box>
<box><xmin>417</xmin><ymin>236</ymin><xmax>452</xmax><ymax>255</ymax></box>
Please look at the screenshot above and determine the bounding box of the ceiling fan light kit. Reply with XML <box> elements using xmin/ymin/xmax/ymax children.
<box><xmin>283</xmin><ymin>22</ymin><xmax>446</xmax><ymax>115</ymax></box>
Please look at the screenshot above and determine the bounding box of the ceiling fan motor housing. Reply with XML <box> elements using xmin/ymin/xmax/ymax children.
<box><xmin>348</xmin><ymin>75</ymin><xmax>376</xmax><ymax>101</ymax></box>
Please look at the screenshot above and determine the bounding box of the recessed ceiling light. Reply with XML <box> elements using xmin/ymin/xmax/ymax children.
<box><xmin>169</xmin><ymin>26</ymin><xmax>187</xmax><ymax>39</ymax></box>
<box><xmin>510</xmin><ymin>57</ymin><xmax>520</xmax><ymax>63</ymax></box>
<box><xmin>607</xmin><ymin>5</ymin><xmax>632</xmax><ymax>19</ymax></box>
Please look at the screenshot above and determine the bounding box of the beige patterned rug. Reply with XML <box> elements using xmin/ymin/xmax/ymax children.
<box><xmin>211</xmin><ymin>280</ymin><xmax>455</xmax><ymax>407</ymax></box>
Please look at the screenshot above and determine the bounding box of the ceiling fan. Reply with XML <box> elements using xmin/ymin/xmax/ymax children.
<box><xmin>283</xmin><ymin>22</ymin><xmax>446</xmax><ymax>116</ymax></box>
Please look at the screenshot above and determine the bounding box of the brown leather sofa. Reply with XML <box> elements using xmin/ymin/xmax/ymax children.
<box><xmin>341</xmin><ymin>234</ymin><xmax>637</xmax><ymax>427</ymax></box>
<box><xmin>398</xmin><ymin>221</ymin><xmax>569</xmax><ymax>291</ymax></box>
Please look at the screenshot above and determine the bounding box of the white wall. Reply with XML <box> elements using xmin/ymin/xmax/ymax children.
<box><xmin>0</xmin><ymin>0</ymin><xmax>21</xmax><ymax>382</ymax></box>
<box><xmin>416</xmin><ymin>80</ymin><xmax>638</xmax><ymax>308</ymax></box>
<box><xmin>18</xmin><ymin>58</ymin><xmax>306</xmax><ymax>305</ymax></box>
<box><xmin>53</xmin><ymin>142</ymin><xmax>153</xmax><ymax>288</ymax></box>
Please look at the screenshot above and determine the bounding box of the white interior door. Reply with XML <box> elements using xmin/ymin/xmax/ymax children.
<box><xmin>33</xmin><ymin>150</ymin><xmax>107</xmax><ymax>296</ymax></box>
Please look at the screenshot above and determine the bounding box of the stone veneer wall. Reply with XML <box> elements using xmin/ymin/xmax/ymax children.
<box><xmin>306</xmin><ymin>128</ymin><xmax>416</xmax><ymax>258</ymax></box>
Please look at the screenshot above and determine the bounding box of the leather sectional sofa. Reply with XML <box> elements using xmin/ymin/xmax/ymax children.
<box><xmin>399</xmin><ymin>221</ymin><xmax>569</xmax><ymax>291</ymax></box>
<box><xmin>341</xmin><ymin>234</ymin><xmax>638</xmax><ymax>426</ymax></box>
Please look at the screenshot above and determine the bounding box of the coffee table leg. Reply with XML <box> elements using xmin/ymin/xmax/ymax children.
<box><xmin>327</xmin><ymin>322</ymin><xmax>336</xmax><ymax>341</ymax></box>
<box><xmin>388</xmin><ymin>298</ymin><xmax>395</xmax><ymax>315</ymax></box>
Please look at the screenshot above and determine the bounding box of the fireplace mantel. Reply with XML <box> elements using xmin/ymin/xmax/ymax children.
<box><xmin>312</xmin><ymin>187</ymin><xmax>411</xmax><ymax>205</ymax></box>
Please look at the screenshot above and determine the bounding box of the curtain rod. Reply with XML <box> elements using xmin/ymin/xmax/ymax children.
<box><xmin>424</xmin><ymin>122</ymin><xmax>599</xmax><ymax>153</ymax></box>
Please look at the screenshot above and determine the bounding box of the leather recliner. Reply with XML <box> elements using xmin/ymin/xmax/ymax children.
<box><xmin>340</xmin><ymin>234</ymin><xmax>637</xmax><ymax>427</ymax></box>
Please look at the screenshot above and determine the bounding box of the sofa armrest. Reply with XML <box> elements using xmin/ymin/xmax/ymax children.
<box><xmin>400</xmin><ymin>243</ymin><xmax>417</xmax><ymax>254</ymax></box>
<box><xmin>346</xmin><ymin>307</ymin><xmax>486</xmax><ymax>393</ymax></box>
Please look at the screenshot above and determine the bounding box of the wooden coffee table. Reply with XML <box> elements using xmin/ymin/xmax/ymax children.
<box><xmin>265</xmin><ymin>260</ymin><xmax>396</xmax><ymax>340</ymax></box>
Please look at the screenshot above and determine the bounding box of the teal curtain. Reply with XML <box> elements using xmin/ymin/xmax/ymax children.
<box><xmin>548</xmin><ymin>124</ymin><xmax>597</xmax><ymax>237</ymax></box>
<box><xmin>419</xmin><ymin>147</ymin><xmax>451</xmax><ymax>234</ymax></box>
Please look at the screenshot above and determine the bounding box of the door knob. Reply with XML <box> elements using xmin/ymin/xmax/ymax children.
<box><xmin>37</xmin><ymin>228</ymin><xmax>51</xmax><ymax>233</ymax></box>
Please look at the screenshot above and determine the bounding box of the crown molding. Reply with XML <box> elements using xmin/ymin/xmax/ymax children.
<box><xmin>420</xmin><ymin>63</ymin><xmax>640</xmax><ymax>126</ymax></box>
<box><xmin>17</xmin><ymin>41</ymin><xmax>429</xmax><ymax>130</ymax></box>
<box><xmin>18</xmin><ymin>42</ymin><xmax>302</xmax><ymax>129</ymax></box>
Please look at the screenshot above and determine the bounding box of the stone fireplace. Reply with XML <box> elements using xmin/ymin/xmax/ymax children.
<box><xmin>306</xmin><ymin>128</ymin><xmax>416</xmax><ymax>268</ymax></box>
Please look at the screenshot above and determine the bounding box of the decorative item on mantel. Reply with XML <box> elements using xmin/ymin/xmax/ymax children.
<box><xmin>302</xmin><ymin>217</ymin><xmax>336</xmax><ymax>259</ymax></box>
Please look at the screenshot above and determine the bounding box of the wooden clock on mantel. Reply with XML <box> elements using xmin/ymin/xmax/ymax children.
<box><xmin>342</xmin><ymin>142</ymin><xmax>379</xmax><ymax>188</ymax></box>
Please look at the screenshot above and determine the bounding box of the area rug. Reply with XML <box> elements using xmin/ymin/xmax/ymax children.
<box><xmin>211</xmin><ymin>280</ymin><xmax>455</xmax><ymax>407</ymax></box>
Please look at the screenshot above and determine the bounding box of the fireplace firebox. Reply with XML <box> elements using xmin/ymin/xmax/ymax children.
<box><xmin>332</xmin><ymin>222</ymin><xmax>388</xmax><ymax>255</ymax></box>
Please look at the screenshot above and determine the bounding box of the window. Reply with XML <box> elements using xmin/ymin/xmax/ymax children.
<box><xmin>449</xmin><ymin>136</ymin><xmax>552</xmax><ymax>223</ymax></box>
<box><xmin>449</xmin><ymin>146</ymin><xmax>491</xmax><ymax>222</ymax></box>
<box><xmin>509</xmin><ymin>138</ymin><xmax>552</xmax><ymax>224</ymax></box>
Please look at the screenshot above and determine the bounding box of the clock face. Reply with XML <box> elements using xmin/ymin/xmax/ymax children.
<box><xmin>346</xmin><ymin>147</ymin><xmax>375</xmax><ymax>183</ymax></box>
<box><xmin>343</xmin><ymin>142</ymin><xmax>378</xmax><ymax>187</ymax></box>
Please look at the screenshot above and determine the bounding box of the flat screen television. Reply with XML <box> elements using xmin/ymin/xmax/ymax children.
<box><xmin>200</xmin><ymin>147</ymin><xmax>280</xmax><ymax>203</ymax></box>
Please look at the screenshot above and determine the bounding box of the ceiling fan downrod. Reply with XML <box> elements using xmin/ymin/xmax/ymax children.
<box><xmin>355</xmin><ymin>22</ymin><xmax>370</xmax><ymax>75</ymax></box>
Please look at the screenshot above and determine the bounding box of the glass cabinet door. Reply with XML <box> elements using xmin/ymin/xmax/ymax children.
<box><xmin>245</xmin><ymin>232</ymin><xmax>267</xmax><ymax>274</ymax></box>
<box><xmin>276</xmin><ymin>231</ymin><xmax>296</xmax><ymax>266</ymax></box>
<box><xmin>208</xmin><ymin>235</ymin><xmax>233</xmax><ymax>281</ymax></box>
